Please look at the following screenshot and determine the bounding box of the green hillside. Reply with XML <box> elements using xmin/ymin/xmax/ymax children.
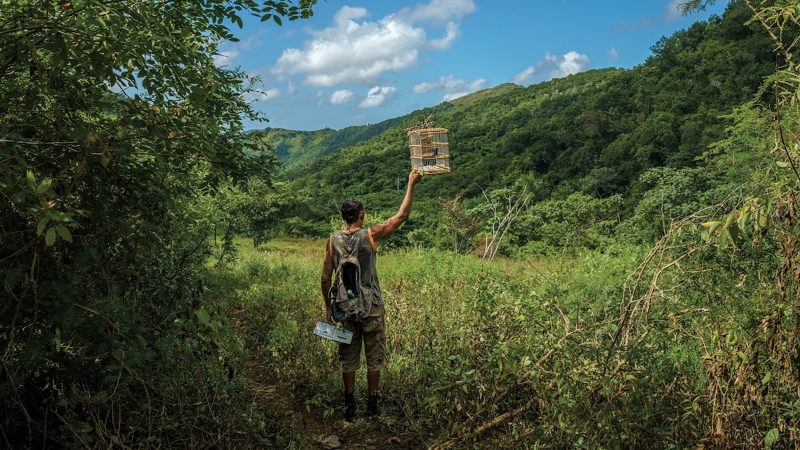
<box><xmin>264</xmin><ymin>114</ymin><xmax>406</xmax><ymax>169</ymax></box>
<box><xmin>265</xmin><ymin>83</ymin><xmax>523</xmax><ymax>171</ymax></box>
<box><xmin>273</xmin><ymin>1</ymin><xmax>773</xmax><ymax>249</ymax></box>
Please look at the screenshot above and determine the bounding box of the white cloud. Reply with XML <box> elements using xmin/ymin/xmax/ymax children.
<box><xmin>330</xmin><ymin>90</ymin><xmax>355</xmax><ymax>104</ymax></box>
<box><xmin>511</xmin><ymin>51</ymin><xmax>591</xmax><ymax>85</ymax></box>
<box><xmin>609</xmin><ymin>47</ymin><xmax>620</xmax><ymax>60</ymax></box>
<box><xmin>545</xmin><ymin>51</ymin><xmax>591</xmax><ymax>78</ymax></box>
<box><xmin>512</xmin><ymin>65</ymin><xmax>537</xmax><ymax>85</ymax></box>
<box><xmin>426</xmin><ymin>22</ymin><xmax>462</xmax><ymax>51</ymax></box>
<box><xmin>272</xmin><ymin>1</ymin><xmax>476</xmax><ymax>87</ymax></box>
<box><xmin>359</xmin><ymin>86</ymin><xmax>397</xmax><ymax>108</ymax></box>
<box><xmin>399</xmin><ymin>0</ymin><xmax>477</xmax><ymax>26</ymax></box>
<box><xmin>412</xmin><ymin>75</ymin><xmax>487</xmax><ymax>101</ymax></box>
<box><xmin>244</xmin><ymin>88</ymin><xmax>281</xmax><ymax>102</ymax></box>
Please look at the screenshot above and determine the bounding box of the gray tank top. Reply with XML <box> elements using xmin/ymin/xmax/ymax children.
<box><xmin>331</xmin><ymin>228</ymin><xmax>383</xmax><ymax>307</ymax></box>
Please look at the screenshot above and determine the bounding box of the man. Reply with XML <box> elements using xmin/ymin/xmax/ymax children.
<box><xmin>321</xmin><ymin>168</ymin><xmax>422</xmax><ymax>421</ymax></box>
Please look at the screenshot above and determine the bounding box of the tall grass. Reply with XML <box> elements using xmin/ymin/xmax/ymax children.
<box><xmin>209</xmin><ymin>239</ymin><xmax>680</xmax><ymax>447</ymax></box>
<box><xmin>208</xmin><ymin>236</ymin><xmax>795</xmax><ymax>448</ymax></box>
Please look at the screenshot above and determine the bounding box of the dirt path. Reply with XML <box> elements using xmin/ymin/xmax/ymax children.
<box><xmin>231</xmin><ymin>310</ymin><xmax>424</xmax><ymax>449</ymax></box>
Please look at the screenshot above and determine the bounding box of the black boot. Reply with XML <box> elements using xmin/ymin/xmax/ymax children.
<box><xmin>366</xmin><ymin>394</ymin><xmax>380</xmax><ymax>417</ymax></box>
<box><xmin>344</xmin><ymin>392</ymin><xmax>356</xmax><ymax>422</ymax></box>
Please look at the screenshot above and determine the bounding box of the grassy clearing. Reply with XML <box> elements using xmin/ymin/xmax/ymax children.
<box><xmin>207</xmin><ymin>235</ymin><xmax>797</xmax><ymax>449</ymax></box>
<box><xmin>208</xmin><ymin>238</ymin><xmax>654</xmax><ymax>447</ymax></box>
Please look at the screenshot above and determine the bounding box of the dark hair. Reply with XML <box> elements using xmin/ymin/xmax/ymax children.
<box><xmin>341</xmin><ymin>198</ymin><xmax>364</xmax><ymax>224</ymax></box>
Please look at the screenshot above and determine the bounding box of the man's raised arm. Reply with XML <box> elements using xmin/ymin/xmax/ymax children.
<box><xmin>370</xmin><ymin>168</ymin><xmax>422</xmax><ymax>243</ymax></box>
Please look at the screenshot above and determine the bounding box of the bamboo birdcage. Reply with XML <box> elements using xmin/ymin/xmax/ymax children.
<box><xmin>406</xmin><ymin>124</ymin><xmax>450</xmax><ymax>175</ymax></box>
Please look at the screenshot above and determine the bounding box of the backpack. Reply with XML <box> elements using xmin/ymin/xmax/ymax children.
<box><xmin>329</xmin><ymin>230</ymin><xmax>372</xmax><ymax>322</ymax></box>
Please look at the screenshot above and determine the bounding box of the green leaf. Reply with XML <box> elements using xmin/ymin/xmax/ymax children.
<box><xmin>739</xmin><ymin>213</ymin><xmax>751</xmax><ymax>230</ymax></box>
<box><xmin>37</xmin><ymin>217</ymin><xmax>50</xmax><ymax>236</ymax></box>
<box><xmin>724</xmin><ymin>212</ymin><xmax>736</xmax><ymax>229</ymax></box>
<box><xmin>273</xmin><ymin>15</ymin><xmax>282</xmax><ymax>25</ymax></box>
<box><xmin>261</xmin><ymin>14</ymin><xmax>272</xmax><ymax>22</ymax></box>
<box><xmin>719</xmin><ymin>229</ymin><xmax>728</xmax><ymax>248</ymax></box>
<box><xmin>45</xmin><ymin>227</ymin><xmax>56</xmax><ymax>246</ymax></box>
<box><xmin>765</xmin><ymin>428</ymin><xmax>779</xmax><ymax>447</ymax></box>
<box><xmin>776</xmin><ymin>161</ymin><xmax>789</xmax><ymax>168</ymax></box>
<box><xmin>55</xmin><ymin>225</ymin><xmax>73</xmax><ymax>243</ymax></box>
<box><xmin>195</xmin><ymin>308</ymin><xmax>211</xmax><ymax>325</ymax></box>
<box><xmin>761</xmin><ymin>371</ymin><xmax>771</xmax><ymax>385</ymax></box>
<box><xmin>707</xmin><ymin>221</ymin><xmax>723</xmax><ymax>235</ymax></box>
<box><xmin>27</xmin><ymin>170</ymin><xmax>37</xmax><ymax>192</ymax></box>
<box><xmin>37</xmin><ymin>178</ymin><xmax>53</xmax><ymax>194</ymax></box>
<box><xmin>728</xmin><ymin>223</ymin><xmax>740</xmax><ymax>246</ymax></box>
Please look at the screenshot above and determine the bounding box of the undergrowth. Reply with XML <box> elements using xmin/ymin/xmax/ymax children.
<box><xmin>209</xmin><ymin>235</ymin><xmax>798</xmax><ymax>448</ymax></box>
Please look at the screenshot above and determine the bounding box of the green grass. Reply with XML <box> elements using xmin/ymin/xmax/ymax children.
<box><xmin>207</xmin><ymin>237</ymin><xmax>795</xmax><ymax>449</ymax></box>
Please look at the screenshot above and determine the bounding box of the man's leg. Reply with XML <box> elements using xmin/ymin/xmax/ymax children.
<box><xmin>367</xmin><ymin>370</ymin><xmax>380</xmax><ymax>395</ymax></box>
<box><xmin>339</xmin><ymin>321</ymin><xmax>362</xmax><ymax>421</ymax></box>
<box><xmin>344</xmin><ymin>371</ymin><xmax>356</xmax><ymax>393</ymax></box>
<box><xmin>363</xmin><ymin>306</ymin><xmax>386</xmax><ymax>418</ymax></box>
<box><xmin>343</xmin><ymin>371</ymin><xmax>357</xmax><ymax>421</ymax></box>
<box><xmin>366</xmin><ymin>370</ymin><xmax>381</xmax><ymax>417</ymax></box>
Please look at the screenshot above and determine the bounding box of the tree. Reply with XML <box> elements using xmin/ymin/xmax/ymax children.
<box><xmin>0</xmin><ymin>0</ymin><xmax>316</xmax><ymax>447</ymax></box>
<box><xmin>471</xmin><ymin>184</ymin><xmax>531</xmax><ymax>261</ymax></box>
<box><xmin>440</xmin><ymin>195</ymin><xmax>481</xmax><ymax>254</ymax></box>
<box><xmin>616</xmin><ymin>1</ymin><xmax>800</xmax><ymax>445</ymax></box>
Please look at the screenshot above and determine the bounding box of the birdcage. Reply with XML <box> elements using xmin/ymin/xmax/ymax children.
<box><xmin>406</xmin><ymin>125</ymin><xmax>450</xmax><ymax>174</ymax></box>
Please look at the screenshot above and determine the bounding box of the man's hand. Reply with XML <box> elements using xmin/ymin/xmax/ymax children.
<box><xmin>409</xmin><ymin>168</ymin><xmax>422</xmax><ymax>187</ymax></box>
<box><xmin>326</xmin><ymin>305</ymin><xmax>334</xmax><ymax>325</ymax></box>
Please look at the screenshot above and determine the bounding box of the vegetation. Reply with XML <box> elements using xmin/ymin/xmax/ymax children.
<box><xmin>4</xmin><ymin>0</ymin><xmax>800</xmax><ymax>448</ymax></box>
<box><xmin>268</xmin><ymin>0</ymin><xmax>776</xmax><ymax>256</ymax></box>
<box><xmin>0</xmin><ymin>0</ymin><xmax>316</xmax><ymax>447</ymax></box>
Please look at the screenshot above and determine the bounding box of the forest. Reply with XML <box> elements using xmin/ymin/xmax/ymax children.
<box><xmin>2</xmin><ymin>0</ymin><xmax>800</xmax><ymax>448</ymax></box>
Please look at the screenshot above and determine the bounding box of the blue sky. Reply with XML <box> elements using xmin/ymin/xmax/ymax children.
<box><xmin>216</xmin><ymin>0</ymin><xmax>728</xmax><ymax>131</ymax></box>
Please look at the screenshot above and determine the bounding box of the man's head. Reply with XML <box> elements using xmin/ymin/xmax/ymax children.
<box><xmin>341</xmin><ymin>198</ymin><xmax>364</xmax><ymax>225</ymax></box>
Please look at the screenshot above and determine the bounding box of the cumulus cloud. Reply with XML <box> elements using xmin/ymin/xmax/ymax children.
<box><xmin>272</xmin><ymin>0</ymin><xmax>476</xmax><ymax>87</ymax></box>
<box><xmin>427</xmin><ymin>22</ymin><xmax>462</xmax><ymax>51</ymax></box>
<box><xmin>359</xmin><ymin>86</ymin><xmax>397</xmax><ymax>108</ymax></box>
<box><xmin>545</xmin><ymin>51</ymin><xmax>592</xmax><ymax>78</ymax></box>
<box><xmin>330</xmin><ymin>90</ymin><xmax>355</xmax><ymax>104</ymax></box>
<box><xmin>399</xmin><ymin>0</ymin><xmax>477</xmax><ymax>26</ymax></box>
<box><xmin>609</xmin><ymin>47</ymin><xmax>620</xmax><ymax>60</ymax></box>
<box><xmin>412</xmin><ymin>75</ymin><xmax>487</xmax><ymax>101</ymax></box>
<box><xmin>512</xmin><ymin>51</ymin><xmax>591</xmax><ymax>85</ymax></box>
<box><xmin>512</xmin><ymin>65</ymin><xmax>538</xmax><ymax>85</ymax></box>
